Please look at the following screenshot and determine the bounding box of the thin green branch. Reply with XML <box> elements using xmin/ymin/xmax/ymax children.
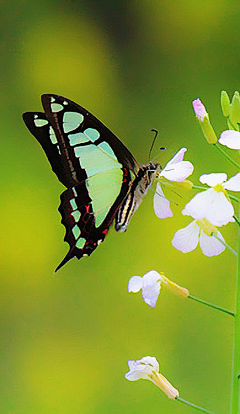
<box><xmin>188</xmin><ymin>295</ymin><xmax>235</xmax><ymax>316</ymax></box>
<box><xmin>234</xmin><ymin>215</ymin><xmax>240</xmax><ymax>226</ymax></box>
<box><xmin>229</xmin><ymin>195</ymin><xmax>240</xmax><ymax>203</ymax></box>
<box><xmin>213</xmin><ymin>143</ymin><xmax>240</xmax><ymax>169</ymax></box>
<box><xmin>212</xmin><ymin>233</ymin><xmax>238</xmax><ymax>257</ymax></box>
<box><xmin>192</xmin><ymin>185</ymin><xmax>207</xmax><ymax>191</ymax></box>
<box><xmin>176</xmin><ymin>396</ymin><xmax>215</xmax><ymax>413</ymax></box>
<box><xmin>230</xmin><ymin>205</ymin><xmax>240</xmax><ymax>413</ymax></box>
<box><xmin>227</xmin><ymin>117</ymin><xmax>238</xmax><ymax>130</ymax></box>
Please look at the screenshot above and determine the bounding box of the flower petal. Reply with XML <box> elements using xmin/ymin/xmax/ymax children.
<box><xmin>172</xmin><ymin>221</ymin><xmax>200</xmax><ymax>253</ymax></box>
<box><xmin>142</xmin><ymin>272</ymin><xmax>161</xmax><ymax>307</ymax></box>
<box><xmin>153</xmin><ymin>183</ymin><xmax>173</xmax><ymax>218</ymax></box>
<box><xmin>182</xmin><ymin>189</ymin><xmax>215</xmax><ymax>219</ymax></box>
<box><xmin>142</xmin><ymin>270</ymin><xmax>161</xmax><ymax>285</ymax></box>
<box><xmin>219</xmin><ymin>130</ymin><xmax>240</xmax><ymax>149</ymax></box>
<box><xmin>224</xmin><ymin>172</ymin><xmax>240</xmax><ymax>191</ymax></box>
<box><xmin>128</xmin><ymin>276</ymin><xmax>143</xmax><ymax>293</ymax></box>
<box><xmin>142</xmin><ymin>285</ymin><xmax>161</xmax><ymax>307</ymax></box>
<box><xmin>199</xmin><ymin>230</ymin><xmax>225</xmax><ymax>256</ymax></box>
<box><xmin>125</xmin><ymin>356</ymin><xmax>159</xmax><ymax>381</ymax></box>
<box><xmin>140</xmin><ymin>356</ymin><xmax>159</xmax><ymax>373</ymax></box>
<box><xmin>204</xmin><ymin>191</ymin><xmax>234</xmax><ymax>226</ymax></box>
<box><xmin>161</xmin><ymin>161</ymin><xmax>194</xmax><ymax>181</ymax></box>
<box><xmin>125</xmin><ymin>368</ymin><xmax>150</xmax><ymax>381</ymax></box>
<box><xmin>165</xmin><ymin>148</ymin><xmax>187</xmax><ymax>165</ymax></box>
<box><xmin>200</xmin><ymin>173</ymin><xmax>227</xmax><ymax>186</ymax></box>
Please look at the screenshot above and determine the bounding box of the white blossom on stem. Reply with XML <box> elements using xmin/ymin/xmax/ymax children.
<box><xmin>125</xmin><ymin>356</ymin><xmax>179</xmax><ymax>399</ymax></box>
<box><xmin>128</xmin><ymin>271</ymin><xmax>162</xmax><ymax>307</ymax></box>
<box><xmin>128</xmin><ymin>271</ymin><xmax>189</xmax><ymax>307</ymax></box>
<box><xmin>182</xmin><ymin>172</ymin><xmax>240</xmax><ymax>226</ymax></box>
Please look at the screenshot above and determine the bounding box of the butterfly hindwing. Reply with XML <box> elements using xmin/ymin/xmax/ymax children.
<box><xmin>57</xmin><ymin>167</ymin><xmax>132</xmax><ymax>271</ymax></box>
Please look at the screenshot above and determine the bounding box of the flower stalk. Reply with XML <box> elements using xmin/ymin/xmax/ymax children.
<box><xmin>213</xmin><ymin>143</ymin><xmax>240</xmax><ymax>169</ymax></box>
<box><xmin>234</xmin><ymin>215</ymin><xmax>240</xmax><ymax>226</ymax></box>
<box><xmin>230</xmin><ymin>207</ymin><xmax>240</xmax><ymax>413</ymax></box>
<box><xmin>211</xmin><ymin>233</ymin><xmax>237</xmax><ymax>257</ymax></box>
<box><xmin>188</xmin><ymin>294</ymin><xmax>234</xmax><ymax>316</ymax></box>
<box><xmin>176</xmin><ymin>396</ymin><xmax>215</xmax><ymax>413</ymax></box>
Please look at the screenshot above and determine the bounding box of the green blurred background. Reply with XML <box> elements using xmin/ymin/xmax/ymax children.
<box><xmin>0</xmin><ymin>1</ymin><xmax>239</xmax><ymax>413</ymax></box>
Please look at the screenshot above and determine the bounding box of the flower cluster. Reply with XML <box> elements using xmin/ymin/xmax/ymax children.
<box><xmin>152</xmin><ymin>98</ymin><xmax>240</xmax><ymax>257</ymax></box>
<box><xmin>125</xmin><ymin>91</ymin><xmax>239</xmax><ymax>409</ymax></box>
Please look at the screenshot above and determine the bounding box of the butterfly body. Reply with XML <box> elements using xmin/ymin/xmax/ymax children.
<box><xmin>23</xmin><ymin>95</ymin><xmax>160</xmax><ymax>271</ymax></box>
<box><xmin>115</xmin><ymin>163</ymin><xmax>159</xmax><ymax>232</ymax></box>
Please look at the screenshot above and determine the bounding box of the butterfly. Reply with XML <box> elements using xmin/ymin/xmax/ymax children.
<box><xmin>23</xmin><ymin>95</ymin><xmax>160</xmax><ymax>271</ymax></box>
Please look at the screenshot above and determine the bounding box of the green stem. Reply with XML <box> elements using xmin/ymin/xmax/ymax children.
<box><xmin>230</xmin><ymin>211</ymin><xmax>240</xmax><ymax>413</ymax></box>
<box><xmin>188</xmin><ymin>295</ymin><xmax>234</xmax><ymax>316</ymax></box>
<box><xmin>192</xmin><ymin>185</ymin><xmax>208</xmax><ymax>191</ymax></box>
<box><xmin>213</xmin><ymin>143</ymin><xmax>240</xmax><ymax>169</ymax></box>
<box><xmin>176</xmin><ymin>396</ymin><xmax>214</xmax><ymax>413</ymax></box>
<box><xmin>229</xmin><ymin>195</ymin><xmax>240</xmax><ymax>203</ymax></box>
<box><xmin>234</xmin><ymin>215</ymin><xmax>240</xmax><ymax>226</ymax></box>
<box><xmin>227</xmin><ymin>118</ymin><xmax>238</xmax><ymax>130</ymax></box>
<box><xmin>212</xmin><ymin>233</ymin><xmax>238</xmax><ymax>257</ymax></box>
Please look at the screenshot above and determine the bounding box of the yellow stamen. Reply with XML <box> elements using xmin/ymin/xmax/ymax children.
<box><xmin>195</xmin><ymin>217</ymin><xmax>218</xmax><ymax>236</ymax></box>
<box><xmin>213</xmin><ymin>183</ymin><xmax>226</xmax><ymax>194</ymax></box>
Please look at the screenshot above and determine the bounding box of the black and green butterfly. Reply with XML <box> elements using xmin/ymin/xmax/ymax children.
<box><xmin>23</xmin><ymin>95</ymin><xmax>160</xmax><ymax>271</ymax></box>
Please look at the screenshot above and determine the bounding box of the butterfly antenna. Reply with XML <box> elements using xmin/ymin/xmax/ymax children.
<box><xmin>149</xmin><ymin>129</ymin><xmax>159</xmax><ymax>162</ymax></box>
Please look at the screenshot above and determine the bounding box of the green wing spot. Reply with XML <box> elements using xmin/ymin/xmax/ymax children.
<box><xmin>87</xmin><ymin>168</ymin><xmax>123</xmax><ymax>227</ymax></box>
<box><xmin>71</xmin><ymin>210</ymin><xmax>81</xmax><ymax>222</ymax></box>
<box><xmin>63</xmin><ymin>112</ymin><xmax>84</xmax><ymax>133</ymax></box>
<box><xmin>51</xmin><ymin>103</ymin><xmax>64</xmax><ymax>112</ymax></box>
<box><xmin>76</xmin><ymin>237</ymin><xmax>86</xmax><ymax>249</ymax></box>
<box><xmin>84</xmin><ymin>128</ymin><xmax>100</xmax><ymax>142</ymax></box>
<box><xmin>98</xmin><ymin>141</ymin><xmax>118</xmax><ymax>160</ymax></box>
<box><xmin>74</xmin><ymin>144</ymin><xmax>122</xmax><ymax>178</ymax></box>
<box><xmin>34</xmin><ymin>118</ymin><xmax>48</xmax><ymax>127</ymax></box>
<box><xmin>69</xmin><ymin>132</ymin><xmax>89</xmax><ymax>146</ymax></box>
<box><xmin>70</xmin><ymin>198</ymin><xmax>78</xmax><ymax>210</ymax></box>
<box><xmin>49</xmin><ymin>126</ymin><xmax>58</xmax><ymax>144</ymax></box>
<box><xmin>72</xmin><ymin>224</ymin><xmax>81</xmax><ymax>240</ymax></box>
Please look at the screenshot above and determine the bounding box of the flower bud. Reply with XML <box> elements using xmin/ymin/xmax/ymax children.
<box><xmin>192</xmin><ymin>99</ymin><xmax>217</xmax><ymax>144</ymax></box>
<box><xmin>230</xmin><ymin>91</ymin><xmax>240</xmax><ymax>130</ymax></box>
<box><xmin>221</xmin><ymin>90</ymin><xmax>230</xmax><ymax>117</ymax></box>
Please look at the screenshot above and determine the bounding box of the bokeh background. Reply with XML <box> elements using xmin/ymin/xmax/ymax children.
<box><xmin>1</xmin><ymin>1</ymin><xmax>239</xmax><ymax>413</ymax></box>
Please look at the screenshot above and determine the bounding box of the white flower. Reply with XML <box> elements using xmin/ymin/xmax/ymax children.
<box><xmin>125</xmin><ymin>356</ymin><xmax>179</xmax><ymax>399</ymax></box>
<box><xmin>172</xmin><ymin>218</ymin><xmax>225</xmax><ymax>256</ymax></box>
<box><xmin>153</xmin><ymin>148</ymin><xmax>194</xmax><ymax>219</ymax></box>
<box><xmin>219</xmin><ymin>130</ymin><xmax>240</xmax><ymax>149</ymax></box>
<box><xmin>128</xmin><ymin>270</ymin><xmax>162</xmax><ymax>307</ymax></box>
<box><xmin>128</xmin><ymin>271</ymin><xmax>189</xmax><ymax>306</ymax></box>
<box><xmin>182</xmin><ymin>172</ymin><xmax>240</xmax><ymax>226</ymax></box>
